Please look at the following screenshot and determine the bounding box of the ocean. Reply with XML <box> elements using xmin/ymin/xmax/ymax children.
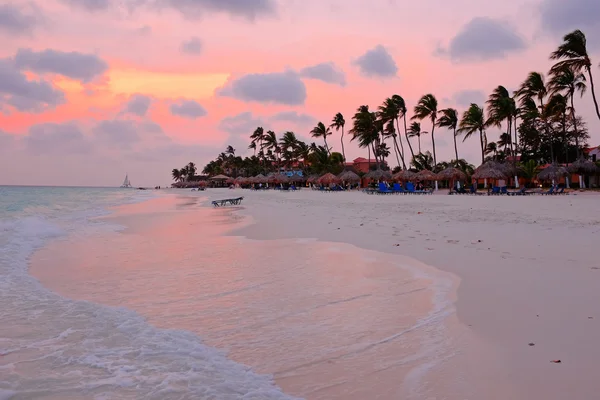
<box><xmin>1</xmin><ymin>186</ymin><xmax>458</xmax><ymax>399</ymax></box>
<box><xmin>0</xmin><ymin>187</ymin><xmax>297</xmax><ymax>400</ymax></box>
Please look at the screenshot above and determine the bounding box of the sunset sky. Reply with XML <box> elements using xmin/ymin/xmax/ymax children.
<box><xmin>1</xmin><ymin>0</ymin><xmax>599</xmax><ymax>186</ymax></box>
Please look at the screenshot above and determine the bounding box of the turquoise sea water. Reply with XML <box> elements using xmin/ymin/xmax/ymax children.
<box><xmin>0</xmin><ymin>186</ymin><xmax>296</xmax><ymax>400</ymax></box>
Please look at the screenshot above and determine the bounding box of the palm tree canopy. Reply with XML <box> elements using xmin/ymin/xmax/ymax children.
<box><xmin>407</xmin><ymin>121</ymin><xmax>427</xmax><ymax>138</ymax></box>
<box><xmin>310</xmin><ymin>122</ymin><xmax>331</xmax><ymax>138</ymax></box>
<box><xmin>458</xmin><ymin>104</ymin><xmax>485</xmax><ymax>142</ymax></box>
<box><xmin>548</xmin><ymin>65</ymin><xmax>587</xmax><ymax>98</ymax></box>
<box><xmin>330</xmin><ymin>112</ymin><xmax>345</xmax><ymax>130</ymax></box>
<box><xmin>516</xmin><ymin>72</ymin><xmax>547</xmax><ymax>103</ymax></box>
<box><xmin>550</xmin><ymin>29</ymin><xmax>591</xmax><ymax>73</ymax></box>
<box><xmin>436</xmin><ymin>108</ymin><xmax>458</xmax><ymax>131</ymax></box>
<box><xmin>486</xmin><ymin>85</ymin><xmax>516</xmax><ymax>128</ymax></box>
<box><xmin>391</xmin><ymin>94</ymin><xmax>407</xmax><ymax>116</ymax></box>
<box><xmin>412</xmin><ymin>94</ymin><xmax>438</xmax><ymax>123</ymax></box>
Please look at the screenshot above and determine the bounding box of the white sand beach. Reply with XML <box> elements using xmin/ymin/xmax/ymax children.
<box><xmin>28</xmin><ymin>189</ymin><xmax>600</xmax><ymax>399</ymax></box>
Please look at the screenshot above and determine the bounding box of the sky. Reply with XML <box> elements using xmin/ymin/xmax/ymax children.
<box><xmin>0</xmin><ymin>0</ymin><xmax>599</xmax><ymax>187</ymax></box>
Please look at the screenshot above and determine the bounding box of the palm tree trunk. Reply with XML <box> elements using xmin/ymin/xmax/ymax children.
<box><xmin>392</xmin><ymin>136</ymin><xmax>406</xmax><ymax>169</ymax></box>
<box><xmin>390</xmin><ymin>137</ymin><xmax>401</xmax><ymax>168</ymax></box>
<box><xmin>479</xmin><ymin>129</ymin><xmax>485</xmax><ymax>164</ymax></box>
<box><xmin>453</xmin><ymin>128</ymin><xmax>459</xmax><ymax>161</ymax></box>
<box><xmin>418</xmin><ymin>136</ymin><xmax>421</xmax><ymax>153</ymax></box>
<box><xmin>563</xmin><ymin>111</ymin><xmax>568</xmax><ymax>164</ymax></box>
<box><xmin>368</xmin><ymin>146</ymin><xmax>371</xmax><ymax>171</ymax></box>
<box><xmin>570</xmin><ymin>94</ymin><xmax>579</xmax><ymax>158</ymax></box>
<box><xmin>403</xmin><ymin>115</ymin><xmax>415</xmax><ymax>159</ymax></box>
<box><xmin>507</xmin><ymin>119</ymin><xmax>514</xmax><ymax>159</ymax></box>
<box><xmin>430</xmin><ymin>122</ymin><xmax>437</xmax><ymax>166</ymax></box>
<box><xmin>394</xmin><ymin>118</ymin><xmax>407</xmax><ymax>168</ymax></box>
<box><xmin>586</xmin><ymin>66</ymin><xmax>600</xmax><ymax>121</ymax></box>
<box><xmin>323</xmin><ymin>137</ymin><xmax>330</xmax><ymax>155</ymax></box>
<box><xmin>513</xmin><ymin>115</ymin><xmax>519</xmax><ymax>158</ymax></box>
<box><xmin>340</xmin><ymin>127</ymin><xmax>346</xmax><ymax>162</ymax></box>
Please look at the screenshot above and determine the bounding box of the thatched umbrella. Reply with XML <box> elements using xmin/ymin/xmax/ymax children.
<box><xmin>273</xmin><ymin>173</ymin><xmax>290</xmax><ymax>184</ymax></box>
<box><xmin>306</xmin><ymin>174</ymin><xmax>320</xmax><ymax>184</ymax></box>
<box><xmin>473</xmin><ymin>161</ymin><xmax>507</xmax><ymax>186</ymax></box>
<box><xmin>393</xmin><ymin>170</ymin><xmax>417</xmax><ymax>182</ymax></box>
<box><xmin>209</xmin><ymin>174</ymin><xmax>230</xmax><ymax>181</ymax></box>
<box><xmin>436</xmin><ymin>167</ymin><xmax>467</xmax><ymax>181</ymax></box>
<box><xmin>416</xmin><ymin>169</ymin><xmax>437</xmax><ymax>181</ymax></box>
<box><xmin>338</xmin><ymin>170</ymin><xmax>361</xmax><ymax>183</ymax></box>
<box><xmin>254</xmin><ymin>174</ymin><xmax>267</xmax><ymax>184</ymax></box>
<box><xmin>365</xmin><ymin>169</ymin><xmax>392</xmax><ymax>181</ymax></box>
<box><xmin>537</xmin><ymin>163</ymin><xmax>568</xmax><ymax>183</ymax></box>
<box><xmin>318</xmin><ymin>172</ymin><xmax>341</xmax><ymax>185</ymax></box>
<box><xmin>569</xmin><ymin>158</ymin><xmax>597</xmax><ymax>189</ymax></box>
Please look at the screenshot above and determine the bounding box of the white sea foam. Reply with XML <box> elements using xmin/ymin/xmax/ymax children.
<box><xmin>0</xmin><ymin>188</ymin><xmax>298</xmax><ymax>399</ymax></box>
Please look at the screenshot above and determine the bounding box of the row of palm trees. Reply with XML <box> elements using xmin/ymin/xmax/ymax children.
<box><xmin>171</xmin><ymin>162</ymin><xmax>197</xmax><ymax>182</ymax></box>
<box><xmin>194</xmin><ymin>29</ymin><xmax>597</xmax><ymax>180</ymax></box>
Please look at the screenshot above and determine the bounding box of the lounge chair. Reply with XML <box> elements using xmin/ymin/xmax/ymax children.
<box><xmin>500</xmin><ymin>186</ymin><xmax>508</xmax><ymax>195</ymax></box>
<box><xmin>377</xmin><ymin>182</ymin><xmax>394</xmax><ymax>194</ymax></box>
<box><xmin>212</xmin><ymin>197</ymin><xmax>244</xmax><ymax>207</ymax></box>
<box><xmin>542</xmin><ymin>186</ymin><xmax>555</xmax><ymax>195</ymax></box>
<box><xmin>392</xmin><ymin>183</ymin><xmax>406</xmax><ymax>194</ymax></box>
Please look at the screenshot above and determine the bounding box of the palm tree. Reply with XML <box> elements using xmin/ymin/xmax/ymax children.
<box><xmin>330</xmin><ymin>113</ymin><xmax>346</xmax><ymax>162</ymax></box>
<box><xmin>248</xmin><ymin>141</ymin><xmax>257</xmax><ymax>156</ymax></box>
<box><xmin>378</xmin><ymin>97</ymin><xmax>406</xmax><ymax>169</ymax></box>
<box><xmin>171</xmin><ymin>168</ymin><xmax>182</xmax><ymax>182</ymax></box>
<box><xmin>262</xmin><ymin>130</ymin><xmax>279</xmax><ymax>171</ymax></box>
<box><xmin>458</xmin><ymin>104</ymin><xmax>487</xmax><ymax>164</ymax></box>
<box><xmin>486</xmin><ymin>86</ymin><xmax>517</xmax><ymax>157</ymax></box>
<box><xmin>179</xmin><ymin>167</ymin><xmax>188</xmax><ymax>181</ymax></box>
<box><xmin>485</xmin><ymin>142</ymin><xmax>498</xmax><ymax>159</ymax></box>
<box><xmin>311</xmin><ymin>122</ymin><xmax>332</xmax><ymax>155</ymax></box>
<box><xmin>407</xmin><ymin>122</ymin><xmax>427</xmax><ymax>154</ymax></box>
<box><xmin>545</xmin><ymin>93</ymin><xmax>569</xmax><ymax>163</ymax></box>
<box><xmin>412</xmin><ymin>94</ymin><xmax>439</xmax><ymax>165</ymax></box>
<box><xmin>550</xmin><ymin>29</ymin><xmax>600</xmax><ymax>121</ymax></box>
<box><xmin>349</xmin><ymin>105</ymin><xmax>380</xmax><ymax>169</ymax></box>
<box><xmin>548</xmin><ymin>65</ymin><xmax>587</xmax><ymax>157</ymax></box>
<box><xmin>226</xmin><ymin>145</ymin><xmax>235</xmax><ymax>156</ymax></box>
<box><xmin>516</xmin><ymin>72</ymin><xmax>552</xmax><ymax>161</ymax></box>
<box><xmin>392</xmin><ymin>95</ymin><xmax>415</xmax><ymax>160</ymax></box>
<box><xmin>437</xmin><ymin>108</ymin><xmax>459</xmax><ymax>161</ymax></box>
<box><xmin>411</xmin><ymin>151</ymin><xmax>434</xmax><ymax>171</ymax></box>
<box><xmin>186</xmin><ymin>162</ymin><xmax>197</xmax><ymax>180</ymax></box>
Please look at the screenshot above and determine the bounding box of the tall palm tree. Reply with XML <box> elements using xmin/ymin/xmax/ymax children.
<box><xmin>186</xmin><ymin>162</ymin><xmax>197</xmax><ymax>180</ymax></box>
<box><xmin>485</xmin><ymin>142</ymin><xmax>498</xmax><ymax>159</ymax></box>
<box><xmin>486</xmin><ymin>86</ymin><xmax>517</xmax><ymax>157</ymax></box>
<box><xmin>437</xmin><ymin>108</ymin><xmax>459</xmax><ymax>161</ymax></box>
<box><xmin>392</xmin><ymin>95</ymin><xmax>415</xmax><ymax>160</ymax></box>
<box><xmin>458</xmin><ymin>104</ymin><xmax>487</xmax><ymax>164</ymax></box>
<box><xmin>548</xmin><ymin>65</ymin><xmax>587</xmax><ymax>156</ymax></box>
<box><xmin>516</xmin><ymin>72</ymin><xmax>552</xmax><ymax>160</ymax></box>
<box><xmin>378</xmin><ymin>97</ymin><xmax>406</xmax><ymax>169</ymax></box>
<box><xmin>330</xmin><ymin>113</ymin><xmax>346</xmax><ymax>162</ymax></box>
<box><xmin>225</xmin><ymin>145</ymin><xmax>236</xmax><ymax>156</ymax></box>
<box><xmin>550</xmin><ymin>29</ymin><xmax>600</xmax><ymax>121</ymax></box>
<box><xmin>412</xmin><ymin>94</ymin><xmax>439</xmax><ymax>165</ymax></box>
<box><xmin>349</xmin><ymin>105</ymin><xmax>380</xmax><ymax>168</ymax></box>
<box><xmin>310</xmin><ymin>122</ymin><xmax>332</xmax><ymax>155</ymax></box>
<box><xmin>545</xmin><ymin>93</ymin><xmax>569</xmax><ymax>163</ymax></box>
<box><xmin>407</xmin><ymin>122</ymin><xmax>428</xmax><ymax>154</ymax></box>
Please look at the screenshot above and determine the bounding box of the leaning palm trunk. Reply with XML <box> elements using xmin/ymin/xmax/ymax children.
<box><xmin>507</xmin><ymin>119</ymin><xmax>514</xmax><ymax>159</ymax></box>
<box><xmin>323</xmin><ymin>137</ymin><xmax>330</xmax><ymax>155</ymax></box>
<box><xmin>403</xmin><ymin>115</ymin><xmax>415</xmax><ymax>159</ymax></box>
<box><xmin>430</xmin><ymin>123</ymin><xmax>437</xmax><ymax>165</ymax></box>
<box><xmin>569</xmin><ymin>95</ymin><xmax>580</xmax><ymax>157</ymax></box>
<box><xmin>453</xmin><ymin>128</ymin><xmax>459</xmax><ymax>161</ymax></box>
<box><xmin>586</xmin><ymin>66</ymin><xmax>600</xmax><ymax>121</ymax></box>
<box><xmin>479</xmin><ymin>129</ymin><xmax>485</xmax><ymax>164</ymax></box>
<box><xmin>340</xmin><ymin>127</ymin><xmax>346</xmax><ymax>162</ymax></box>
<box><xmin>394</xmin><ymin>118</ymin><xmax>407</xmax><ymax>168</ymax></box>
<box><xmin>392</xmin><ymin>137</ymin><xmax>405</xmax><ymax>169</ymax></box>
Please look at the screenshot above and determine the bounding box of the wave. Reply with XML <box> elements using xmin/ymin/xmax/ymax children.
<box><xmin>0</xmin><ymin>199</ymin><xmax>298</xmax><ymax>399</ymax></box>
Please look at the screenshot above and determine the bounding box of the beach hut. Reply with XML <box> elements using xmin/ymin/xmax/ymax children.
<box><xmin>338</xmin><ymin>170</ymin><xmax>360</xmax><ymax>183</ymax></box>
<box><xmin>415</xmin><ymin>169</ymin><xmax>438</xmax><ymax>190</ymax></box>
<box><xmin>392</xmin><ymin>170</ymin><xmax>417</xmax><ymax>182</ymax></box>
<box><xmin>436</xmin><ymin>167</ymin><xmax>467</xmax><ymax>189</ymax></box>
<box><xmin>364</xmin><ymin>169</ymin><xmax>392</xmax><ymax>181</ymax></box>
<box><xmin>318</xmin><ymin>173</ymin><xmax>341</xmax><ymax>186</ymax></box>
<box><xmin>569</xmin><ymin>158</ymin><xmax>598</xmax><ymax>188</ymax></box>
<box><xmin>473</xmin><ymin>161</ymin><xmax>507</xmax><ymax>187</ymax></box>
<box><xmin>537</xmin><ymin>164</ymin><xmax>569</xmax><ymax>186</ymax></box>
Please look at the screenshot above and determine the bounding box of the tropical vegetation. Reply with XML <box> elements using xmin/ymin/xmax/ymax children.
<box><xmin>173</xmin><ymin>29</ymin><xmax>596</xmax><ymax>183</ymax></box>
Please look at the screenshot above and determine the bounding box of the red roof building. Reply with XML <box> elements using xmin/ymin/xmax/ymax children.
<box><xmin>344</xmin><ymin>157</ymin><xmax>388</xmax><ymax>174</ymax></box>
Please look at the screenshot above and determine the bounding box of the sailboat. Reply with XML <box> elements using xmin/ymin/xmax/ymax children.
<box><xmin>120</xmin><ymin>174</ymin><xmax>132</xmax><ymax>188</ymax></box>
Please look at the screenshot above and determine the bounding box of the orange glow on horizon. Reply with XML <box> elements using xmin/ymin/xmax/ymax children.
<box><xmin>107</xmin><ymin>69</ymin><xmax>230</xmax><ymax>99</ymax></box>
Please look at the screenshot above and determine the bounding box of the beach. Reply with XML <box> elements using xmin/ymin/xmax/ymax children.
<box><xmin>8</xmin><ymin>187</ymin><xmax>600</xmax><ymax>399</ymax></box>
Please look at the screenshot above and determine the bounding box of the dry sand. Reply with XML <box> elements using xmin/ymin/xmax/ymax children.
<box><xmin>223</xmin><ymin>188</ymin><xmax>600</xmax><ymax>399</ymax></box>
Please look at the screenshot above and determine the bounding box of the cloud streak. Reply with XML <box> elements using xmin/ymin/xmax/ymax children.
<box><xmin>217</xmin><ymin>71</ymin><xmax>307</xmax><ymax>105</ymax></box>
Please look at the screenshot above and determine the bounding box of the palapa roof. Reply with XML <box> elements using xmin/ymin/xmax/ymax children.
<box><xmin>537</xmin><ymin>164</ymin><xmax>569</xmax><ymax>181</ymax></box>
<box><xmin>436</xmin><ymin>167</ymin><xmax>467</xmax><ymax>181</ymax></box>
<box><xmin>318</xmin><ymin>172</ymin><xmax>341</xmax><ymax>185</ymax></box>
<box><xmin>415</xmin><ymin>169</ymin><xmax>437</xmax><ymax>181</ymax></box>
<box><xmin>253</xmin><ymin>174</ymin><xmax>267</xmax><ymax>183</ymax></box>
<box><xmin>569</xmin><ymin>158</ymin><xmax>599</xmax><ymax>174</ymax></box>
<box><xmin>392</xmin><ymin>170</ymin><xmax>417</xmax><ymax>181</ymax></box>
<box><xmin>209</xmin><ymin>174</ymin><xmax>230</xmax><ymax>180</ymax></box>
<box><xmin>364</xmin><ymin>169</ymin><xmax>392</xmax><ymax>181</ymax></box>
<box><xmin>472</xmin><ymin>161</ymin><xmax>508</xmax><ymax>180</ymax></box>
<box><xmin>338</xmin><ymin>170</ymin><xmax>361</xmax><ymax>182</ymax></box>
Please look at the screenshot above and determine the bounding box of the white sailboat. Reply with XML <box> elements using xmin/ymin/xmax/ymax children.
<box><xmin>120</xmin><ymin>174</ymin><xmax>132</xmax><ymax>188</ymax></box>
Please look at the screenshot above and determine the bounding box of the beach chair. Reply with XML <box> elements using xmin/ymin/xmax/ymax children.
<box><xmin>377</xmin><ymin>182</ymin><xmax>394</xmax><ymax>194</ymax></box>
<box><xmin>405</xmin><ymin>182</ymin><xmax>418</xmax><ymax>194</ymax></box>
<box><xmin>542</xmin><ymin>186</ymin><xmax>555</xmax><ymax>195</ymax></box>
<box><xmin>508</xmin><ymin>187</ymin><xmax>527</xmax><ymax>196</ymax></box>
<box><xmin>500</xmin><ymin>186</ymin><xmax>508</xmax><ymax>195</ymax></box>
<box><xmin>392</xmin><ymin>183</ymin><xmax>406</xmax><ymax>194</ymax></box>
<box><xmin>488</xmin><ymin>186</ymin><xmax>500</xmax><ymax>196</ymax></box>
<box><xmin>555</xmin><ymin>187</ymin><xmax>565</xmax><ymax>195</ymax></box>
<box><xmin>212</xmin><ymin>197</ymin><xmax>244</xmax><ymax>207</ymax></box>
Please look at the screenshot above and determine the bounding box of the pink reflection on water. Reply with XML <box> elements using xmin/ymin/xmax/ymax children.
<box><xmin>32</xmin><ymin>194</ymin><xmax>450</xmax><ymax>399</ymax></box>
